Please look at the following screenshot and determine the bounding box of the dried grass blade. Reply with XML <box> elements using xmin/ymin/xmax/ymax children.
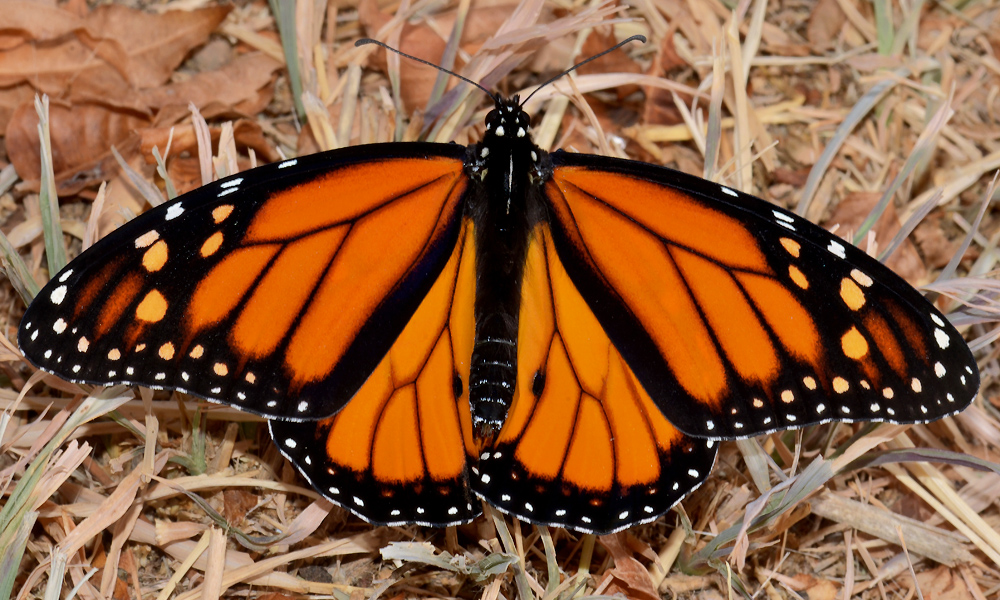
<box><xmin>796</xmin><ymin>70</ymin><xmax>904</xmax><ymax>216</ymax></box>
<box><xmin>34</xmin><ymin>94</ymin><xmax>66</xmax><ymax>276</ymax></box>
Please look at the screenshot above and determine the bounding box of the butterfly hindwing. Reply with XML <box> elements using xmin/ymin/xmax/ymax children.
<box><xmin>472</xmin><ymin>226</ymin><xmax>718</xmax><ymax>534</ymax></box>
<box><xmin>19</xmin><ymin>144</ymin><xmax>469</xmax><ymax>421</ymax></box>
<box><xmin>270</xmin><ymin>222</ymin><xmax>479</xmax><ymax>526</ymax></box>
<box><xmin>543</xmin><ymin>153</ymin><xmax>979</xmax><ymax>439</ymax></box>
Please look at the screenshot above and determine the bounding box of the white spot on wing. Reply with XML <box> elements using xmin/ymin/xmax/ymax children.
<box><xmin>828</xmin><ymin>240</ymin><xmax>846</xmax><ymax>259</ymax></box>
<box><xmin>53</xmin><ymin>318</ymin><xmax>67</xmax><ymax>334</ymax></box>
<box><xmin>220</xmin><ymin>178</ymin><xmax>243</xmax><ymax>188</ymax></box>
<box><xmin>934</xmin><ymin>328</ymin><xmax>950</xmax><ymax>349</ymax></box>
<box><xmin>279</xmin><ymin>159</ymin><xmax>297</xmax><ymax>169</ymax></box>
<box><xmin>721</xmin><ymin>186</ymin><xmax>738</xmax><ymax>197</ymax></box>
<box><xmin>165</xmin><ymin>203</ymin><xmax>185</xmax><ymax>220</ymax></box>
<box><xmin>58</xmin><ymin>269</ymin><xmax>73</xmax><ymax>282</ymax></box>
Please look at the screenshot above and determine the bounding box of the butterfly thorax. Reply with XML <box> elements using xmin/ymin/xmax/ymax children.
<box><xmin>465</xmin><ymin>96</ymin><xmax>548</xmax><ymax>440</ymax></box>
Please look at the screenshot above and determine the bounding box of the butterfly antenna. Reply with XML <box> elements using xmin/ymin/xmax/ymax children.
<box><xmin>521</xmin><ymin>34</ymin><xmax>647</xmax><ymax>106</ymax></box>
<box><xmin>356</xmin><ymin>38</ymin><xmax>495</xmax><ymax>100</ymax></box>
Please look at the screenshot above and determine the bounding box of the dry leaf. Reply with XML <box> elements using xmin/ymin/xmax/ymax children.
<box><xmin>807</xmin><ymin>0</ymin><xmax>847</xmax><ymax>48</ymax></box>
<box><xmin>578</xmin><ymin>29</ymin><xmax>640</xmax><ymax>99</ymax></box>
<box><xmin>5</xmin><ymin>99</ymin><xmax>149</xmax><ymax>195</ymax></box>
<box><xmin>597</xmin><ymin>533</ymin><xmax>660</xmax><ymax>600</ymax></box>
<box><xmin>139</xmin><ymin>53</ymin><xmax>283</xmax><ymax>112</ymax></box>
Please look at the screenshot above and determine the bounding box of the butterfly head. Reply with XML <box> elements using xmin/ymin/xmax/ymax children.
<box><xmin>483</xmin><ymin>95</ymin><xmax>532</xmax><ymax>145</ymax></box>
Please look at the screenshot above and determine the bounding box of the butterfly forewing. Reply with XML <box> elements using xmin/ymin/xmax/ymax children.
<box><xmin>19</xmin><ymin>145</ymin><xmax>469</xmax><ymax>421</ymax></box>
<box><xmin>544</xmin><ymin>154</ymin><xmax>979</xmax><ymax>439</ymax></box>
<box><xmin>270</xmin><ymin>221</ymin><xmax>479</xmax><ymax>526</ymax></box>
<box><xmin>472</xmin><ymin>226</ymin><xmax>718</xmax><ymax>534</ymax></box>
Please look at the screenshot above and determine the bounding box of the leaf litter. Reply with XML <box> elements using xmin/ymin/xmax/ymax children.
<box><xmin>0</xmin><ymin>0</ymin><xmax>999</xmax><ymax>598</ymax></box>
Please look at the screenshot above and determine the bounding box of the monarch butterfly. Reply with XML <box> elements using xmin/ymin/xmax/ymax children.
<box><xmin>18</xmin><ymin>37</ymin><xmax>978</xmax><ymax>535</ymax></box>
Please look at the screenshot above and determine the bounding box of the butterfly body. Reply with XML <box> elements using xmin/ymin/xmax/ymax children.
<box><xmin>465</xmin><ymin>96</ymin><xmax>550</xmax><ymax>438</ymax></box>
<box><xmin>18</xmin><ymin>92</ymin><xmax>977</xmax><ymax>534</ymax></box>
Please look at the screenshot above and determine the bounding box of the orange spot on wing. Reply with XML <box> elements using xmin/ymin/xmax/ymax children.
<box><xmin>213</xmin><ymin>205</ymin><xmax>234</xmax><ymax>223</ymax></box>
<box><xmin>371</xmin><ymin>386</ymin><xmax>425</xmax><ymax>483</ymax></box>
<box><xmin>788</xmin><ymin>265</ymin><xmax>808</xmax><ymax>289</ymax></box>
<box><xmin>200</xmin><ymin>232</ymin><xmax>224</xmax><ymax>257</ymax></box>
<box><xmin>780</xmin><ymin>238</ymin><xmax>801</xmax><ymax>257</ymax></box>
<box><xmin>562</xmin><ymin>395</ymin><xmax>614</xmax><ymax>491</ymax></box>
<box><xmin>840</xmin><ymin>278</ymin><xmax>865</xmax><ymax>310</ymax></box>
<box><xmin>232</xmin><ymin>227</ymin><xmax>348</xmax><ymax>358</ymax></box>
<box><xmin>245</xmin><ymin>158</ymin><xmax>463</xmax><ymax>242</ymax></box>
<box><xmin>187</xmin><ymin>245</ymin><xmax>279</xmax><ymax>334</ymax></box>
<box><xmin>284</xmin><ymin>174</ymin><xmax>466</xmax><ymax>386</ymax></box>
<box><xmin>135</xmin><ymin>289</ymin><xmax>167</xmax><ymax>323</ymax></box>
<box><xmin>841</xmin><ymin>326</ymin><xmax>869</xmax><ymax>359</ymax></box>
<box><xmin>142</xmin><ymin>240</ymin><xmax>168</xmax><ymax>272</ymax></box>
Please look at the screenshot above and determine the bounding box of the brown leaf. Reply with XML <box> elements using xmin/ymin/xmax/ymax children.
<box><xmin>913</xmin><ymin>566</ymin><xmax>973</xmax><ymax>600</ymax></box>
<box><xmin>823</xmin><ymin>192</ymin><xmax>928</xmax><ymax>284</ymax></box>
<box><xmin>0</xmin><ymin>83</ymin><xmax>34</xmax><ymax>132</ymax></box>
<box><xmin>0</xmin><ymin>3</ymin><xmax>230</xmax><ymax>105</ymax></box>
<box><xmin>85</xmin><ymin>4</ymin><xmax>231</xmax><ymax>89</ymax></box>
<box><xmin>807</xmin><ymin>0</ymin><xmax>847</xmax><ymax>48</ymax></box>
<box><xmin>222</xmin><ymin>489</ymin><xmax>258</xmax><ymax>525</ymax></box>
<box><xmin>913</xmin><ymin>214</ymin><xmax>964</xmax><ymax>269</ymax></box>
<box><xmin>578</xmin><ymin>29</ymin><xmax>640</xmax><ymax>99</ymax></box>
<box><xmin>5</xmin><ymin>99</ymin><xmax>149</xmax><ymax>195</ymax></box>
<box><xmin>596</xmin><ymin>533</ymin><xmax>660</xmax><ymax>600</ymax></box>
<box><xmin>139</xmin><ymin>53</ymin><xmax>283</xmax><ymax>112</ymax></box>
<box><xmin>0</xmin><ymin>1</ymin><xmax>86</xmax><ymax>50</ymax></box>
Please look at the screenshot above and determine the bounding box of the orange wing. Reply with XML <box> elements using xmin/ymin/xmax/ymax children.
<box><xmin>19</xmin><ymin>149</ymin><xmax>470</xmax><ymax>421</ymax></box>
<box><xmin>541</xmin><ymin>159</ymin><xmax>978</xmax><ymax>439</ymax></box>
<box><xmin>270</xmin><ymin>220</ymin><xmax>479</xmax><ymax>526</ymax></box>
<box><xmin>471</xmin><ymin>227</ymin><xmax>718</xmax><ymax>534</ymax></box>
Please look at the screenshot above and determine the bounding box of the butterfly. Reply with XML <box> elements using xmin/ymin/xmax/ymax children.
<box><xmin>17</xmin><ymin>40</ymin><xmax>979</xmax><ymax>535</ymax></box>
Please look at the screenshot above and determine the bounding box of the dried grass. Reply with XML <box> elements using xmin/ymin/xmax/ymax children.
<box><xmin>1</xmin><ymin>0</ymin><xmax>999</xmax><ymax>598</ymax></box>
